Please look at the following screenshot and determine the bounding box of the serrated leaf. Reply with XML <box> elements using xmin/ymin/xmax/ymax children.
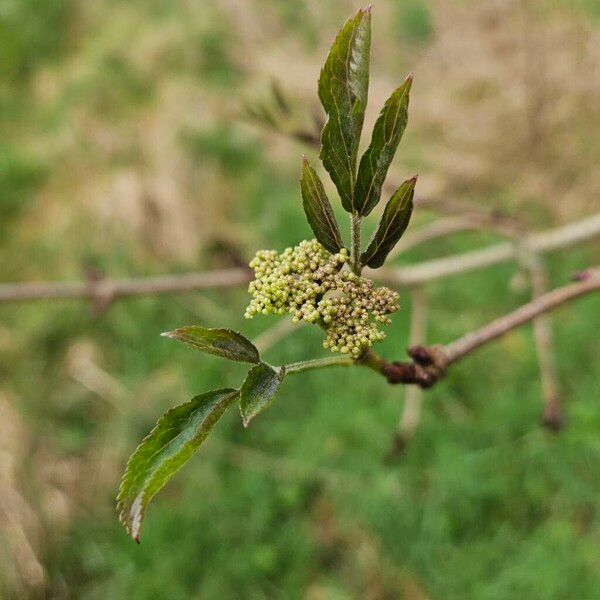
<box><xmin>355</xmin><ymin>74</ymin><xmax>412</xmax><ymax>217</ymax></box>
<box><xmin>117</xmin><ymin>388</ymin><xmax>239</xmax><ymax>542</ymax></box>
<box><xmin>240</xmin><ymin>363</ymin><xmax>286</xmax><ymax>427</ymax></box>
<box><xmin>300</xmin><ymin>157</ymin><xmax>344</xmax><ymax>253</ymax></box>
<box><xmin>361</xmin><ymin>175</ymin><xmax>417</xmax><ymax>268</ymax></box>
<box><xmin>162</xmin><ymin>326</ymin><xmax>260</xmax><ymax>364</ymax></box>
<box><xmin>318</xmin><ymin>7</ymin><xmax>371</xmax><ymax>212</ymax></box>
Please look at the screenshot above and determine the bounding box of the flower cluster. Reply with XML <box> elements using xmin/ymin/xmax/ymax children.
<box><xmin>245</xmin><ymin>239</ymin><xmax>399</xmax><ymax>358</ymax></box>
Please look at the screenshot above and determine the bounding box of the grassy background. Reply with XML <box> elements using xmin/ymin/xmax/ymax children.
<box><xmin>1</xmin><ymin>0</ymin><xmax>599</xmax><ymax>598</ymax></box>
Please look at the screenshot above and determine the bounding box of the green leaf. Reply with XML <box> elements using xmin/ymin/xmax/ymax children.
<box><xmin>162</xmin><ymin>326</ymin><xmax>260</xmax><ymax>364</ymax></box>
<box><xmin>300</xmin><ymin>157</ymin><xmax>344</xmax><ymax>253</ymax></box>
<box><xmin>117</xmin><ymin>388</ymin><xmax>239</xmax><ymax>542</ymax></box>
<box><xmin>361</xmin><ymin>175</ymin><xmax>417</xmax><ymax>268</ymax></box>
<box><xmin>354</xmin><ymin>74</ymin><xmax>412</xmax><ymax>216</ymax></box>
<box><xmin>240</xmin><ymin>362</ymin><xmax>286</xmax><ymax>427</ymax></box>
<box><xmin>318</xmin><ymin>7</ymin><xmax>371</xmax><ymax>212</ymax></box>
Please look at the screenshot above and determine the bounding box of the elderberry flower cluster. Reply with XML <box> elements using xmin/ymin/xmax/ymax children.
<box><xmin>245</xmin><ymin>239</ymin><xmax>399</xmax><ymax>358</ymax></box>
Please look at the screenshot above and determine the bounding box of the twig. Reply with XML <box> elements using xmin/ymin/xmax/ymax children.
<box><xmin>443</xmin><ymin>269</ymin><xmax>599</xmax><ymax>364</ymax></box>
<box><xmin>386</xmin><ymin>287</ymin><xmax>428</xmax><ymax>460</ymax></box>
<box><xmin>268</xmin><ymin>270</ymin><xmax>599</xmax><ymax>390</ymax></box>
<box><xmin>528</xmin><ymin>256</ymin><xmax>563</xmax><ymax>431</ymax></box>
<box><xmin>533</xmin><ymin>215</ymin><xmax>600</xmax><ymax>252</ymax></box>
<box><xmin>1</xmin><ymin>216</ymin><xmax>598</xmax><ymax>305</ymax></box>
<box><xmin>0</xmin><ymin>268</ymin><xmax>251</xmax><ymax>305</ymax></box>
<box><xmin>373</xmin><ymin>213</ymin><xmax>600</xmax><ymax>287</ymax></box>
<box><xmin>361</xmin><ymin>268</ymin><xmax>599</xmax><ymax>387</ymax></box>
<box><xmin>399</xmin><ymin>287</ymin><xmax>428</xmax><ymax>431</ymax></box>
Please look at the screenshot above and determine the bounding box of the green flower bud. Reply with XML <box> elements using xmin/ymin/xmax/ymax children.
<box><xmin>246</xmin><ymin>239</ymin><xmax>399</xmax><ymax>355</ymax></box>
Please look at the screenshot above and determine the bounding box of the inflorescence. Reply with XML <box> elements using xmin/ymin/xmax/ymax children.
<box><xmin>245</xmin><ymin>239</ymin><xmax>399</xmax><ymax>358</ymax></box>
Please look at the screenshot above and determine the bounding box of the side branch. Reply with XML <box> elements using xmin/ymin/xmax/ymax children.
<box><xmin>443</xmin><ymin>269</ymin><xmax>599</xmax><ymax>363</ymax></box>
<box><xmin>0</xmin><ymin>215</ymin><xmax>597</xmax><ymax>305</ymax></box>
<box><xmin>528</xmin><ymin>256</ymin><xmax>563</xmax><ymax>430</ymax></box>
<box><xmin>373</xmin><ymin>213</ymin><xmax>600</xmax><ymax>287</ymax></box>
<box><xmin>364</xmin><ymin>269</ymin><xmax>600</xmax><ymax>387</ymax></box>
<box><xmin>0</xmin><ymin>268</ymin><xmax>251</xmax><ymax>305</ymax></box>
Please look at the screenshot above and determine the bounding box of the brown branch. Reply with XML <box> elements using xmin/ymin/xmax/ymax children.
<box><xmin>363</xmin><ymin>268</ymin><xmax>600</xmax><ymax>387</ymax></box>
<box><xmin>0</xmin><ymin>268</ymin><xmax>251</xmax><ymax>305</ymax></box>
<box><xmin>386</xmin><ymin>287</ymin><xmax>429</xmax><ymax>461</ymax></box>
<box><xmin>372</xmin><ymin>213</ymin><xmax>600</xmax><ymax>287</ymax></box>
<box><xmin>1</xmin><ymin>216</ymin><xmax>598</xmax><ymax>306</ymax></box>
<box><xmin>528</xmin><ymin>256</ymin><xmax>563</xmax><ymax>431</ymax></box>
<box><xmin>444</xmin><ymin>269</ymin><xmax>599</xmax><ymax>363</ymax></box>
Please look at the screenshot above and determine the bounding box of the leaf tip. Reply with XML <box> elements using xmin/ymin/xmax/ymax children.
<box><xmin>410</xmin><ymin>174</ymin><xmax>419</xmax><ymax>183</ymax></box>
<box><xmin>160</xmin><ymin>330</ymin><xmax>175</xmax><ymax>339</ymax></box>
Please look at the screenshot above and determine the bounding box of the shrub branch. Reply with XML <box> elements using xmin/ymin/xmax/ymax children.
<box><xmin>361</xmin><ymin>268</ymin><xmax>599</xmax><ymax>388</ymax></box>
<box><xmin>1</xmin><ymin>215</ymin><xmax>597</xmax><ymax>305</ymax></box>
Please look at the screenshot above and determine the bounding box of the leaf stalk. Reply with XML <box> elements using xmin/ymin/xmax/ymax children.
<box><xmin>285</xmin><ymin>355</ymin><xmax>354</xmax><ymax>375</ymax></box>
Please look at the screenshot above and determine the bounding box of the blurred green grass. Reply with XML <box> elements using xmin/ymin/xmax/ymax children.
<box><xmin>1</xmin><ymin>0</ymin><xmax>599</xmax><ymax>598</ymax></box>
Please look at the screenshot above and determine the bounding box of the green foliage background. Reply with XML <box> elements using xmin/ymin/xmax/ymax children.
<box><xmin>0</xmin><ymin>0</ymin><xmax>599</xmax><ymax>598</ymax></box>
